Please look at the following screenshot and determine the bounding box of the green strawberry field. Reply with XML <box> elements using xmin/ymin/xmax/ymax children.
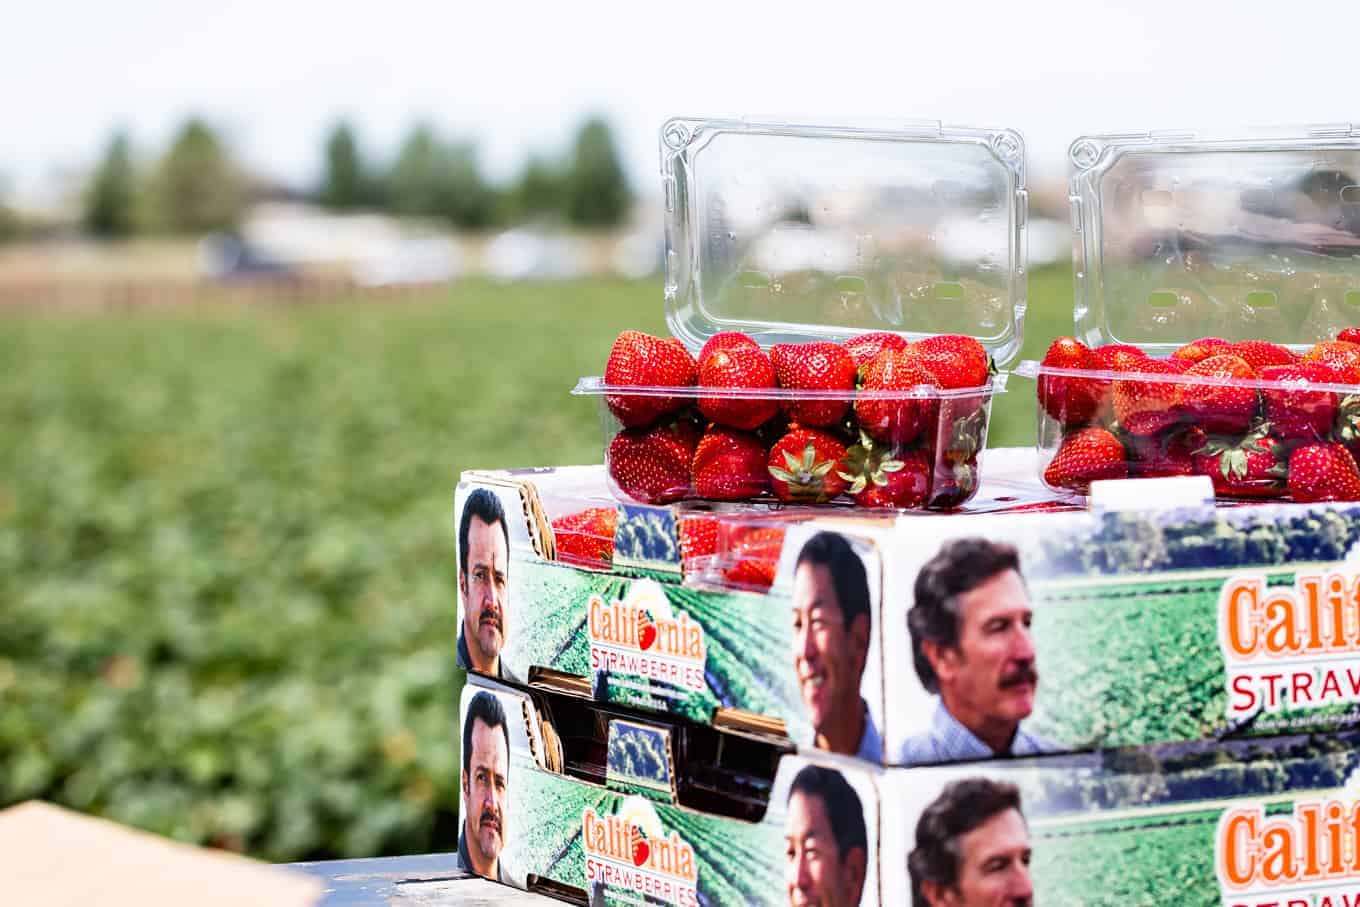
<box><xmin>0</xmin><ymin>266</ymin><xmax>1071</xmax><ymax>860</ymax></box>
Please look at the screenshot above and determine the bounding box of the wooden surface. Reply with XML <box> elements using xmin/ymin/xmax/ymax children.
<box><xmin>289</xmin><ymin>853</ymin><xmax>560</xmax><ymax>906</ymax></box>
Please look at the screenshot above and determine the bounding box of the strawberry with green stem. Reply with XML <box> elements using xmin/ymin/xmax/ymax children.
<box><xmin>837</xmin><ymin>430</ymin><xmax>930</xmax><ymax>509</ymax></box>
<box><xmin>1190</xmin><ymin>424</ymin><xmax>1288</xmax><ymax>499</ymax></box>
<box><xmin>767</xmin><ymin>427</ymin><xmax>850</xmax><ymax>503</ymax></box>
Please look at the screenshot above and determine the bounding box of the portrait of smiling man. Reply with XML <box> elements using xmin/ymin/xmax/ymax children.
<box><xmin>460</xmin><ymin>690</ymin><xmax>512</xmax><ymax>883</ymax></box>
<box><xmin>909</xmin><ymin>777</ymin><xmax>1034</xmax><ymax>907</ymax></box>
<box><xmin>790</xmin><ymin>531</ymin><xmax>880</xmax><ymax>760</ymax></box>
<box><xmin>783</xmin><ymin>764</ymin><xmax>868</xmax><ymax>907</ymax></box>
<box><xmin>457</xmin><ymin>487</ymin><xmax>520</xmax><ymax>683</ymax></box>
<box><xmin>899</xmin><ymin>538</ymin><xmax>1057</xmax><ymax>764</ymax></box>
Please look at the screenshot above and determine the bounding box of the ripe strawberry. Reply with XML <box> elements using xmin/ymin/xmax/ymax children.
<box><xmin>721</xmin><ymin>526</ymin><xmax>786</xmax><ymax>590</ymax></box>
<box><xmin>697</xmin><ymin>344</ymin><xmax>779</xmax><ymax>430</ymax></box>
<box><xmin>636</xmin><ymin>610</ymin><xmax>658</xmax><ymax>650</ymax></box>
<box><xmin>1338</xmin><ymin>328</ymin><xmax>1360</xmax><ymax>345</ymax></box>
<box><xmin>1175</xmin><ymin>354</ymin><xmax>1259</xmax><ymax>434</ymax></box>
<box><xmin>908</xmin><ymin>334</ymin><xmax>991</xmax><ymax>389</ymax></box>
<box><xmin>855</xmin><ymin>349</ymin><xmax>940</xmax><ymax>445</ymax></box>
<box><xmin>1288</xmin><ymin>442</ymin><xmax>1360</xmax><ymax>503</ymax></box>
<box><xmin>844</xmin><ymin>331</ymin><xmax>909</xmax><ymax>371</ymax></box>
<box><xmin>1125</xmin><ymin>429</ymin><xmax>1196</xmax><ymax>478</ymax></box>
<box><xmin>1171</xmin><ymin>337</ymin><xmax>1230</xmax><ymax>364</ymax></box>
<box><xmin>677</xmin><ymin>514</ymin><xmax>719</xmax><ymax>577</ymax></box>
<box><xmin>1043</xmin><ymin>427</ymin><xmax>1128</xmax><ymax>494</ymax></box>
<box><xmin>1191</xmin><ymin>426</ymin><xmax>1288</xmax><ymax>498</ymax></box>
<box><xmin>1258</xmin><ymin>362</ymin><xmax>1341</xmax><ymax>440</ymax></box>
<box><xmin>770</xmin><ymin>342</ymin><xmax>857</xmax><ymax>426</ymax></box>
<box><xmin>1037</xmin><ymin>336</ymin><xmax>1104</xmax><ymax>427</ymax></box>
<box><xmin>837</xmin><ymin>431</ymin><xmax>931</xmax><ymax>509</ymax></box>
<box><xmin>550</xmin><ymin>507</ymin><xmax>617</xmax><ymax>569</ymax></box>
<box><xmin>607</xmin><ymin>419</ymin><xmax>699</xmax><ymax>504</ymax></box>
<box><xmin>630</xmin><ymin>824</ymin><xmax>650</xmax><ymax>866</ymax></box>
<box><xmin>698</xmin><ymin>331</ymin><xmax>760</xmax><ymax>364</ymax></box>
<box><xmin>767</xmin><ymin>427</ymin><xmax>850</xmax><ymax>503</ymax></box>
<box><xmin>604</xmin><ymin>330</ymin><xmax>697</xmax><ymax>427</ymax></box>
<box><xmin>1303</xmin><ymin>340</ymin><xmax>1360</xmax><ymax>384</ymax></box>
<box><xmin>1093</xmin><ymin>344</ymin><xmax>1150</xmax><ymax>372</ymax></box>
<box><xmin>690</xmin><ymin>426</ymin><xmax>769</xmax><ymax>500</ymax></box>
<box><xmin>1113</xmin><ymin>357</ymin><xmax>1188</xmax><ymax>436</ymax></box>
<box><xmin>1222</xmin><ymin>340</ymin><xmax>1297</xmax><ymax>372</ymax></box>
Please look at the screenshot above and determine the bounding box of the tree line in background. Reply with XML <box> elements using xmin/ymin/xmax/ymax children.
<box><xmin>73</xmin><ymin>116</ymin><xmax>632</xmax><ymax>240</ymax></box>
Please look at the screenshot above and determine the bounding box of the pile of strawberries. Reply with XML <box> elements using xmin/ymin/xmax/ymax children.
<box><xmin>1037</xmin><ymin>330</ymin><xmax>1360</xmax><ymax>502</ymax></box>
<box><xmin>600</xmin><ymin>328</ymin><xmax>995</xmax><ymax>509</ymax></box>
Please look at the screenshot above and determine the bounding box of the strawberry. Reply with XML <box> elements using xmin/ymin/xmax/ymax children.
<box><xmin>637</xmin><ymin>611</ymin><xmax>657</xmax><ymax>650</ymax></box>
<box><xmin>1222</xmin><ymin>340</ymin><xmax>1297</xmax><ymax>372</ymax></box>
<box><xmin>770</xmin><ymin>342</ymin><xmax>857</xmax><ymax>426</ymax></box>
<box><xmin>1093</xmin><ymin>344</ymin><xmax>1150</xmax><ymax>372</ymax></box>
<box><xmin>604</xmin><ymin>330</ymin><xmax>697</xmax><ymax>427</ymax></box>
<box><xmin>1259</xmin><ymin>362</ymin><xmax>1341</xmax><ymax>440</ymax></box>
<box><xmin>606</xmin><ymin>419</ymin><xmax>699</xmax><ymax>504</ymax></box>
<box><xmin>855</xmin><ymin>349</ymin><xmax>940</xmax><ymax>445</ymax></box>
<box><xmin>698</xmin><ymin>331</ymin><xmax>760</xmax><ymax>364</ymax></box>
<box><xmin>1113</xmin><ymin>357</ymin><xmax>1188</xmax><ymax>436</ymax></box>
<box><xmin>1125</xmin><ymin>429</ymin><xmax>1196</xmax><ymax>478</ymax></box>
<box><xmin>1171</xmin><ymin>337</ymin><xmax>1230</xmax><ymax>364</ymax></box>
<box><xmin>678</xmin><ymin>513</ymin><xmax>719</xmax><ymax>577</ymax></box>
<box><xmin>1288</xmin><ymin>442</ymin><xmax>1360</xmax><ymax>503</ymax></box>
<box><xmin>844</xmin><ymin>331</ymin><xmax>909</xmax><ymax>371</ymax></box>
<box><xmin>630</xmin><ymin>824</ymin><xmax>650</xmax><ymax>866</ymax></box>
<box><xmin>767</xmin><ymin>427</ymin><xmax>850</xmax><ymax>503</ymax></box>
<box><xmin>550</xmin><ymin>507</ymin><xmax>617</xmax><ymax>569</ymax></box>
<box><xmin>697</xmin><ymin>344</ymin><xmax>779</xmax><ymax>430</ymax></box>
<box><xmin>1303</xmin><ymin>340</ymin><xmax>1360</xmax><ymax>384</ymax></box>
<box><xmin>908</xmin><ymin>334</ymin><xmax>991</xmax><ymax>389</ymax></box>
<box><xmin>721</xmin><ymin>526</ymin><xmax>786</xmax><ymax>590</ymax></box>
<box><xmin>1338</xmin><ymin>328</ymin><xmax>1360</xmax><ymax>345</ymax></box>
<box><xmin>929</xmin><ymin>454</ymin><xmax>981</xmax><ymax>510</ymax></box>
<box><xmin>690</xmin><ymin>426</ymin><xmax>769</xmax><ymax>500</ymax></box>
<box><xmin>837</xmin><ymin>430</ymin><xmax>931</xmax><ymax>509</ymax></box>
<box><xmin>1175</xmin><ymin>354</ymin><xmax>1259</xmax><ymax>434</ymax></box>
<box><xmin>1043</xmin><ymin>427</ymin><xmax>1128</xmax><ymax>494</ymax></box>
<box><xmin>1037</xmin><ymin>336</ymin><xmax>1104</xmax><ymax>427</ymax></box>
<box><xmin>1191</xmin><ymin>426</ymin><xmax>1288</xmax><ymax>498</ymax></box>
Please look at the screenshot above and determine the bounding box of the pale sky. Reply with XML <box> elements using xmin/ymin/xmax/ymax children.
<box><xmin>3</xmin><ymin>0</ymin><xmax>1357</xmax><ymax>206</ymax></box>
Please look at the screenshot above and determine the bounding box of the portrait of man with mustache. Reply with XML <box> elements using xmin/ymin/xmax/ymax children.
<box><xmin>460</xmin><ymin>690</ymin><xmax>511</xmax><ymax>883</ymax></box>
<box><xmin>899</xmin><ymin>538</ymin><xmax>1057</xmax><ymax>764</ymax></box>
<box><xmin>909</xmin><ymin>777</ymin><xmax>1034</xmax><ymax>907</ymax></box>
<box><xmin>457</xmin><ymin>488</ymin><xmax>520</xmax><ymax>683</ymax></box>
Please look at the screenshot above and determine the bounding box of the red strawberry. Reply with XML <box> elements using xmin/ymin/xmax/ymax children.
<box><xmin>1125</xmin><ymin>429</ymin><xmax>1196</xmax><ymax>478</ymax></box>
<box><xmin>1338</xmin><ymin>328</ymin><xmax>1360</xmax><ymax>345</ymax></box>
<box><xmin>1094</xmin><ymin>344</ymin><xmax>1150</xmax><ymax>372</ymax></box>
<box><xmin>1222</xmin><ymin>340</ymin><xmax>1297</xmax><ymax>372</ymax></box>
<box><xmin>691</xmin><ymin>426</ymin><xmax>769</xmax><ymax>500</ymax></box>
<box><xmin>721</xmin><ymin>526</ymin><xmax>786</xmax><ymax>590</ymax></box>
<box><xmin>636</xmin><ymin>611</ymin><xmax>657</xmax><ymax>650</ymax></box>
<box><xmin>837</xmin><ymin>431</ymin><xmax>931</xmax><ymax>509</ymax></box>
<box><xmin>908</xmin><ymin>334</ymin><xmax>991</xmax><ymax>389</ymax></box>
<box><xmin>1191</xmin><ymin>426</ymin><xmax>1288</xmax><ymax>498</ymax></box>
<box><xmin>1037</xmin><ymin>336</ymin><xmax>1104</xmax><ymax>427</ymax></box>
<box><xmin>630</xmin><ymin>824</ymin><xmax>649</xmax><ymax>866</ymax></box>
<box><xmin>770</xmin><ymin>342</ymin><xmax>857</xmax><ymax>426</ymax></box>
<box><xmin>1175</xmin><ymin>354</ymin><xmax>1259</xmax><ymax>434</ymax></box>
<box><xmin>844</xmin><ymin>331</ymin><xmax>909</xmax><ymax>370</ymax></box>
<box><xmin>1043</xmin><ymin>427</ymin><xmax>1128</xmax><ymax>494</ymax></box>
<box><xmin>855</xmin><ymin>349</ymin><xmax>940</xmax><ymax>445</ymax></box>
<box><xmin>678</xmin><ymin>514</ymin><xmax>719</xmax><ymax>574</ymax></box>
<box><xmin>697</xmin><ymin>344</ymin><xmax>779</xmax><ymax>430</ymax></box>
<box><xmin>606</xmin><ymin>420</ymin><xmax>699</xmax><ymax>504</ymax></box>
<box><xmin>1288</xmin><ymin>442</ymin><xmax>1360</xmax><ymax>503</ymax></box>
<box><xmin>1171</xmin><ymin>337</ymin><xmax>1230</xmax><ymax>364</ymax></box>
<box><xmin>767</xmin><ymin>428</ymin><xmax>850</xmax><ymax>503</ymax></box>
<box><xmin>928</xmin><ymin>454</ymin><xmax>981</xmax><ymax>510</ymax></box>
<box><xmin>1303</xmin><ymin>340</ymin><xmax>1360</xmax><ymax>384</ymax></box>
<box><xmin>550</xmin><ymin>507</ymin><xmax>617</xmax><ymax>569</ymax></box>
<box><xmin>1259</xmin><ymin>362</ymin><xmax>1341</xmax><ymax>440</ymax></box>
<box><xmin>1113</xmin><ymin>357</ymin><xmax>1188</xmax><ymax>436</ymax></box>
<box><xmin>604</xmin><ymin>331</ymin><xmax>697</xmax><ymax>427</ymax></box>
<box><xmin>698</xmin><ymin>331</ymin><xmax>760</xmax><ymax>364</ymax></box>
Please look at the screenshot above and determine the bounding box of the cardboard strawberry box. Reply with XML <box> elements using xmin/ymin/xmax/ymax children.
<box><xmin>459</xmin><ymin>674</ymin><xmax>1360</xmax><ymax>907</ymax></box>
<box><xmin>1018</xmin><ymin>125</ymin><xmax>1360</xmax><ymax>504</ymax></box>
<box><xmin>569</xmin><ymin>116</ymin><xmax>1031</xmax><ymax>512</ymax></box>
<box><xmin>458</xmin><ymin>458</ymin><xmax>1360</xmax><ymax>771</ymax></box>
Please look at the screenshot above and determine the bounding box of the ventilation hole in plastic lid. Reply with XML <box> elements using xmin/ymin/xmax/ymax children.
<box><xmin>1141</xmin><ymin>189</ymin><xmax>1174</xmax><ymax>209</ymax></box>
<box><xmin>739</xmin><ymin>270</ymin><xmax>770</xmax><ymax>289</ymax></box>
<box><xmin>934</xmin><ymin>282</ymin><xmax>964</xmax><ymax>302</ymax></box>
<box><xmin>1240</xmin><ymin>189</ymin><xmax>1278</xmax><ymax>211</ymax></box>
<box><xmin>1342</xmin><ymin>185</ymin><xmax>1360</xmax><ymax>205</ymax></box>
<box><xmin>836</xmin><ymin>276</ymin><xmax>867</xmax><ymax>295</ymax></box>
<box><xmin>1146</xmin><ymin>291</ymin><xmax>1179</xmax><ymax>309</ymax></box>
<box><xmin>1345</xmin><ymin>290</ymin><xmax>1360</xmax><ymax>310</ymax></box>
<box><xmin>1246</xmin><ymin>291</ymin><xmax>1277</xmax><ymax>309</ymax></box>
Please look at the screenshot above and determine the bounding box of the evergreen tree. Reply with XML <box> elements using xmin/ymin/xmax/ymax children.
<box><xmin>388</xmin><ymin>124</ymin><xmax>498</xmax><ymax>229</ymax></box>
<box><xmin>148</xmin><ymin>118</ymin><xmax>244</xmax><ymax>234</ymax></box>
<box><xmin>319</xmin><ymin>121</ymin><xmax>366</xmax><ymax>210</ymax></box>
<box><xmin>564</xmin><ymin>117</ymin><xmax>630</xmax><ymax>228</ymax></box>
<box><xmin>84</xmin><ymin>131</ymin><xmax>138</xmax><ymax>237</ymax></box>
<box><xmin>508</xmin><ymin>154</ymin><xmax>565</xmax><ymax>222</ymax></box>
<box><xmin>388</xmin><ymin>124</ymin><xmax>444</xmax><ymax>219</ymax></box>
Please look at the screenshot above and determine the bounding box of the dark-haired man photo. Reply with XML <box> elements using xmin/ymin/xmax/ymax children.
<box><xmin>457</xmin><ymin>487</ymin><xmax>519</xmax><ymax>682</ymax></box>
<box><xmin>460</xmin><ymin>690</ymin><xmax>511</xmax><ymax>883</ymax></box>
<box><xmin>899</xmin><ymin>538</ymin><xmax>1057</xmax><ymax>765</ymax></box>
<box><xmin>790</xmin><ymin>532</ymin><xmax>880</xmax><ymax>760</ymax></box>
<box><xmin>909</xmin><ymin>777</ymin><xmax>1033</xmax><ymax>907</ymax></box>
<box><xmin>784</xmin><ymin>764</ymin><xmax>868</xmax><ymax>907</ymax></box>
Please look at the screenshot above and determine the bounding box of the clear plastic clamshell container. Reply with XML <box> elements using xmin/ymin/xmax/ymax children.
<box><xmin>573</xmin><ymin>116</ymin><xmax>1029</xmax><ymax>510</ymax></box>
<box><xmin>1018</xmin><ymin>125</ymin><xmax>1360</xmax><ymax>501</ymax></box>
